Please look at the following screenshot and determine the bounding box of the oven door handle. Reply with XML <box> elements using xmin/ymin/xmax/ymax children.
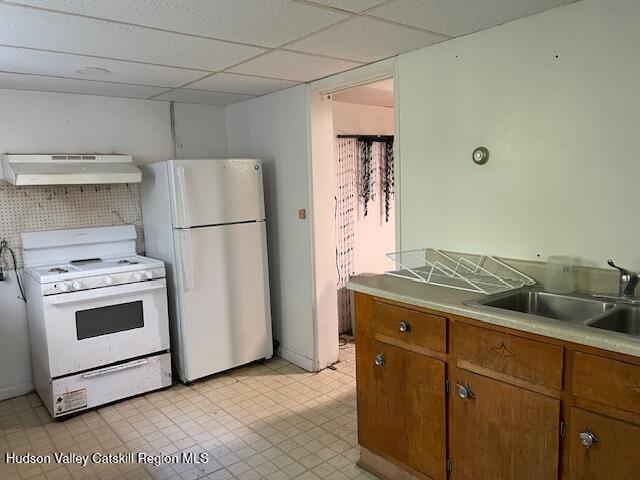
<box><xmin>49</xmin><ymin>282</ymin><xmax>165</xmax><ymax>306</ymax></box>
<box><xmin>81</xmin><ymin>359</ymin><xmax>149</xmax><ymax>379</ymax></box>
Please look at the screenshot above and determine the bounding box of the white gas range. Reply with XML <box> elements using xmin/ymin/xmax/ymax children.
<box><xmin>22</xmin><ymin>225</ymin><xmax>172</xmax><ymax>418</ymax></box>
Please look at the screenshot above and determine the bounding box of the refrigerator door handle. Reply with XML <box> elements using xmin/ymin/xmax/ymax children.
<box><xmin>176</xmin><ymin>165</ymin><xmax>190</xmax><ymax>227</ymax></box>
<box><xmin>180</xmin><ymin>229</ymin><xmax>195</xmax><ymax>293</ymax></box>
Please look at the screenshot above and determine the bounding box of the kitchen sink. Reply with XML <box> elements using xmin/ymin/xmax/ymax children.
<box><xmin>469</xmin><ymin>286</ymin><xmax>640</xmax><ymax>339</ymax></box>
<box><xmin>588</xmin><ymin>307</ymin><xmax>640</xmax><ymax>338</ymax></box>
<box><xmin>470</xmin><ymin>288</ymin><xmax>616</xmax><ymax>324</ymax></box>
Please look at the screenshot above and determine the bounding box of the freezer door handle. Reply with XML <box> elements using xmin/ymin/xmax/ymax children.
<box><xmin>180</xmin><ymin>229</ymin><xmax>195</xmax><ymax>293</ymax></box>
<box><xmin>176</xmin><ymin>165</ymin><xmax>190</xmax><ymax>226</ymax></box>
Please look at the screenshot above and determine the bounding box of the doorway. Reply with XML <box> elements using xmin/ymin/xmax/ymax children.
<box><xmin>333</xmin><ymin>79</ymin><xmax>396</xmax><ymax>337</ymax></box>
<box><xmin>309</xmin><ymin>75</ymin><xmax>397</xmax><ymax>371</ymax></box>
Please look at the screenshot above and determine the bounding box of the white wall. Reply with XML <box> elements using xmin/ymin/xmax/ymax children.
<box><xmin>0</xmin><ymin>89</ymin><xmax>173</xmax><ymax>165</ymax></box>
<box><xmin>0</xmin><ymin>89</ymin><xmax>227</xmax><ymax>400</ymax></box>
<box><xmin>0</xmin><ymin>275</ymin><xmax>32</xmax><ymax>401</ymax></box>
<box><xmin>225</xmin><ymin>85</ymin><xmax>316</xmax><ymax>371</ymax></box>
<box><xmin>332</xmin><ymin>101</ymin><xmax>396</xmax><ymax>274</ymax></box>
<box><xmin>333</xmin><ymin>101</ymin><xmax>394</xmax><ymax>138</ymax></box>
<box><xmin>173</xmin><ymin>102</ymin><xmax>227</xmax><ymax>159</ymax></box>
<box><xmin>309</xmin><ymin>93</ymin><xmax>339</xmax><ymax>369</ymax></box>
<box><xmin>398</xmin><ymin>0</ymin><xmax>640</xmax><ymax>268</ymax></box>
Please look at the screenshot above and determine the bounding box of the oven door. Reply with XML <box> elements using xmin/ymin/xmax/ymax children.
<box><xmin>43</xmin><ymin>279</ymin><xmax>170</xmax><ymax>378</ymax></box>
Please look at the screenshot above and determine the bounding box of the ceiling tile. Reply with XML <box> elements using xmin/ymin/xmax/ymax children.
<box><xmin>303</xmin><ymin>0</ymin><xmax>387</xmax><ymax>13</ymax></box>
<box><xmin>0</xmin><ymin>4</ymin><xmax>265</xmax><ymax>70</ymax></box>
<box><xmin>152</xmin><ymin>88</ymin><xmax>255</xmax><ymax>106</ymax></box>
<box><xmin>0</xmin><ymin>46</ymin><xmax>207</xmax><ymax>88</ymax></box>
<box><xmin>368</xmin><ymin>0</ymin><xmax>577</xmax><ymax>37</ymax></box>
<box><xmin>187</xmin><ymin>73</ymin><xmax>299</xmax><ymax>96</ymax></box>
<box><xmin>0</xmin><ymin>72</ymin><xmax>169</xmax><ymax>98</ymax></box>
<box><xmin>228</xmin><ymin>51</ymin><xmax>362</xmax><ymax>82</ymax></box>
<box><xmin>286</xmin><ymin>16</ymin><xmax>447</xmax><ymax>62</ymax></box>
<box><xmin>11</xmin><ymin>0</ymin><xmax>349</xmax><ymax>48</ymax></box>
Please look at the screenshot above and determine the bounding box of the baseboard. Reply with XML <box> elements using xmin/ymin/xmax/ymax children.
<box><xmin>277</xmin><ymin>346</ymin><xmax>315</xmax><ymax>372</ymax></box>
<box><xmin>0</xmin><ymin>380</ymin><xmax>33</xmax><ymax>401</ymax></box>
<box><xmin>359</xmin><ymin>446</ymin><xmax>433</xmax><ymax>480</ymax></box>
<box><xmin>314</xmin><ymin>357</ymin><xmax>339</xmax><ymax>372</ymax></box>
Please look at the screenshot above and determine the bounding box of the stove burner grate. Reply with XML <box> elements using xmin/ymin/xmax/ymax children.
<box><xmin>49</xmin><ymin>267</ymin><xmax>69</xmax><ymax>273</ymax></box>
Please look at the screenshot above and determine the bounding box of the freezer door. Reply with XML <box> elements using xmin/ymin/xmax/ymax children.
<box><xmin>173</xmin><ymin>222</ymin><xmax>273</xmax><ymax>382</ymax></box>
<box><xmin>168</xmin><ymin>159</ymin><xmax>265</xmax><ymax>228</ymax></box>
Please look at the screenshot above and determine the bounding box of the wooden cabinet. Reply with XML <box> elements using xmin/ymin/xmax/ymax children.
<box><xmin>354</xmin><ymin>292</ymin><xmax>640</xmax><ymax>480</ymax></box>
<box><xmin>357</xmin><ymin>339</ymin><xmax>447</xmax><ymax>480</ymax></box>
<box><xmin>572</xmin><ymin>352</ymin><xmax>640</xmax><ymax>415</ymax></box>
<box><xmin>451</xmin><ymin>368</ymin><xmax>561</xmax><ymax>480</ymax></box>
<box><xmin>371</xmin><ymin>299</ymin><xmax>447</xmax><ymax>353</ymax></box>
<box><xmin>568</xmin><ymin>408</ymin><xmax>640</xmax><ymax>480</ymax></box>
<box><xmin>453</xmin><ymin>322</ymin><xmax>564</xmax><ymax>390</ymax></box>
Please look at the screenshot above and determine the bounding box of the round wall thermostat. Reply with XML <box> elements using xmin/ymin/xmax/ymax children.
<box><xmin>472</xmin><ymin>147</ymin><xmax>489</xmax><ymax>165</ymax></box>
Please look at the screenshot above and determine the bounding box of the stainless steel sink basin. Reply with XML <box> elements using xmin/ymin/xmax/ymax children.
<box><xmin>470</xmin><ymin>288</ymin><xmax>616</xmax><ymax>324</ymax></box>
<box><xmin>588</xmin><ymin>307</ymin><xmax>640</xmax><ymax>338</ymax></box>
<box><xmin>469</xmin><ymin>286</ymin><xmax>640</xmax><ymax>339</ymax></box>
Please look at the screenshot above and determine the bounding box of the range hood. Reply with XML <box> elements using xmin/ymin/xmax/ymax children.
<box><xmin>1</xmin><ymin>154</ymin><xmax>142</xmax><ymax>186</ymax></box>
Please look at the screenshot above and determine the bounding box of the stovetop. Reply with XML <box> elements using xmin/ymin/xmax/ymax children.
<box><xmin>26</xmin><ymin>254</ymin><xmax>164</xmax><ymax>284</ymax></box>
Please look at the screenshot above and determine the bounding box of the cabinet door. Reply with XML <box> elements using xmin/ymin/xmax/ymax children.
<box><xmin>451</xmin><ymin>369</ymin><xmax>560</xmax><ymax>480</ymax></box>
<box><xmin>568</xmin><ymin>408</ymin><xmax>640</xmax><ymax>480</ymax></box>
<box><xmin>357</xmin><ymin>340</ymin><xmax>446</xmax><ymax>480</ymax></box>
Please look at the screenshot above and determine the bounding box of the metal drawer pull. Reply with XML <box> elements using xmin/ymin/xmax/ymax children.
<box><xmin>81</xmin><ymin>359</ymin><xmax>149</xmax><ymax>379</ymax></box>
<box><xmin>374</xmin><ymin>354</ymin><xmax>385</xmax><ymax>366</ymax></box>
<box><xmin>456</xmin><ymin>383</ymin><xmax>475</xmax><ymax>399</ymax></box>
<box><xmin>579</xmin><ymin>430</ymin><xmax>598</xmax><ymax>449</ymax></box>
<box><xmin>398</xmin><ymin>321</ymin><xmax>410</xmax><ymax>332</ymax></box>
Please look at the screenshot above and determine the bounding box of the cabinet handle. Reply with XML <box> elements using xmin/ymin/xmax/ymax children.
<box><xmin>579</xmin><ymin>430</ymin><xmax>598</xmax><ymax>449</ymax></box>
<box><xmin>398</xmin><ymin>321</ymin><xmax>410</xmax><ymax>332</ymax></box>
<box><xmin>456</xmin><ymin>383</ymin><xmax>475</xmax><ymax>400</ymax></box>
<box><xmin>374</xmin><ymin>354</ymin><xmax>385</xmax><ymax>367</ymax></box>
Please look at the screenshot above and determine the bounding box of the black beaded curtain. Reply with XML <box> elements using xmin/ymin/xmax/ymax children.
<box><xmin>335</xmin><ymin>135</ymin><xmax>394</xmax><ymax>333</ymax></box>
<box><xmin>336</xmin><ymin>138</ymin><xmax>357</xmax><ymax>334</ymax></box>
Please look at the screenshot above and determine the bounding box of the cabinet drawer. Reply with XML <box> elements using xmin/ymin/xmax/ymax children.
<box><xmin>453</xmin><ymin>322</ymin><xmax>564</xmax><ymax>390</ymax></box>
<box><xmin>371</xmin><ymin>300</ymin><xmax>446</xmax><ymax>353</ymax></box>
<box><xmin>572</xmin><ymin>352</ymin><xmax>640</xmax><ymax>415</ymax></box>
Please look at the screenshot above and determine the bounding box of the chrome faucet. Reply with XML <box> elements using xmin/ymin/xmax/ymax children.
<box><xmin>608</xmin><ymin>259</ymin><xmax>640</xmax><ymax>298</ymax></box>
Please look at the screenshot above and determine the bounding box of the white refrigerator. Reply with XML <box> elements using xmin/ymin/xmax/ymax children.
<box><xmin>141</xmin><ymin>159</ymin><xmax>273</xmax><ymax>383</ymax></box>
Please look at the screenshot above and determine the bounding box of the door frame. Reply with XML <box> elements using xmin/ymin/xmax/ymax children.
<box><xmin>306</xmin><ymin>58</ymin><xmax>401</xmax><ymax>371</ymax></box>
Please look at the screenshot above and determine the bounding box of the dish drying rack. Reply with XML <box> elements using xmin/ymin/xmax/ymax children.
<box><xmin>385</xmin><ymin>248</ymin><xmax>535</xmax><ymax>294</ymax></box>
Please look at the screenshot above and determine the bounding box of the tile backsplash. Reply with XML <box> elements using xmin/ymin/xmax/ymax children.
<box><xmin>0</xmin><ymin>182</ymin><xmax>143</xmax><ymax>268</ymax></box>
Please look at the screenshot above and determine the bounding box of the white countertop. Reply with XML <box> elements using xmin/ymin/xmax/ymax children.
<box><xmin>348</xmin><ymin>273</ymin><xmax>640</xmax><ymax>358</ymax></box>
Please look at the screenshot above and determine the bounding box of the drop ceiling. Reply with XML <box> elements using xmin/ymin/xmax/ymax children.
<box><xmin>0</xmin><ymin>0</ymin><xmax>577</xmax><ymax>106</ymax></box>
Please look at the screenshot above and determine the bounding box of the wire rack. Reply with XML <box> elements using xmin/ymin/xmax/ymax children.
<box><xmin>385</xmin><ymin>248</ymin><xmax>536</xmax><ymax>294</ymax></box>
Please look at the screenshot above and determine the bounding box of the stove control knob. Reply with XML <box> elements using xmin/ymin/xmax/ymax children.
<box><xmin>72</xmin><ymin>280</ymin><xmax>82</xmax><ymax>290</ymax></box>
<box><xmin>59</xmin><ymin>282</ymin><xmax>71</xmax><ymax>292</ymax></box>
<box><xmin>104</xmin><ymin>276</ymin><xmax>114</xmax><ymax>286</ymax></box>
<box><xmin>144</xmin><ymin>271</ymin><xmax>153</xmax><ymax>280</ymax></box>
<box><xmin>132</xmin><ymin>272</ymin><xmax>142</xmax><ymax>281</ymax></box>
